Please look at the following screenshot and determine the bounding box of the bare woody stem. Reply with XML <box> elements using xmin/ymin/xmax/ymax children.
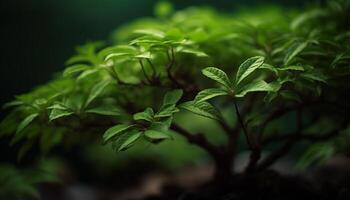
<box><xmin>170</xmin><ymin>123</ymin><xmax>219</xmax><ymax>158</ymax></box>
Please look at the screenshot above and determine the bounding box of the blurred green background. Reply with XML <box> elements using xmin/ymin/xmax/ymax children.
<box><xmin>0</xmin><ymin>0</ymin><xmax>307</xmax><ymax>107</ymax></box>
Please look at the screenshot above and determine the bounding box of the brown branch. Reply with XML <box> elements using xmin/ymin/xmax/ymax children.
<box><xmin>257</xmin><ymin>136</ymin><xmax>298</xmax><ymax>171</ymax></box>
<box><xmin>257</xmin><ymin>121</ymin><xmax>349</xmax><ymax>171</ymax></box>
<box><xmin>170</xmin><ymin>124</ymin><xmax>219</xmax><ymax>157</ymax></box>
<box><xmin>166</xmin><ymin>48</ymin><xmax>182</xmax><ymax>88</ymax></box>
<box><xmin>139</xmin><ymin>60</ymin><xmax>152</xmax><ymax>83</ymax></box>
<box><xmin>146</xmin><ymin>58</ymin><xmax>157</xmax><ymax>77</ymax></box>
<box><xmin>232</xmin><ymin>96</ymin><xmax>262</xmax><ymax>172</ymax></box>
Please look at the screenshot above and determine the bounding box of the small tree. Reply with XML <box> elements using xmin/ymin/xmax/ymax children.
<box><xmin>1</xmin><ymin>0</ymin><xmax>350</xmax><ymax>182</ymax></box>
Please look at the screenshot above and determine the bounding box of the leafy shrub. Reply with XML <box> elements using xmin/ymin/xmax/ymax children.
<box><xmin>1</xmin><ymin>0</ymin><xmax>350</xmax><ymax>181</ymax></box>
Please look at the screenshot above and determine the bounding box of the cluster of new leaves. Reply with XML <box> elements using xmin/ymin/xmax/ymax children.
<box><xmin>102</xmin><ymin>90</ymin><xmax>182</xmax><ymax>151</ymax></box>
<box><xmin>1</xmin><ymin>0</ymin><xmax>350</xmax><ymax>169</ymax></box>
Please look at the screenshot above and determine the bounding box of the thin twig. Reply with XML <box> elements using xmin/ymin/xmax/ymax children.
<box><xmin>146</xmin><ymin>58</ymin><xmax>157</xmax><ymax>76</ymax></box>
<box><xmin>233</xmin><ymin>100</ymin><xmax>252</xmax><ymax>149</ymax></box>
<box><xmin>139</xmin><ymin>59</ymin><xmax>152</xmax><ymax>83</ymax></box>
<box><xmin>166</xmin><ymin>48</ymin><xmax>182</xmax><ymax>88</ymax></box>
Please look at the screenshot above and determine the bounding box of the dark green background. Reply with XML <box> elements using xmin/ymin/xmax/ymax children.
<box><xmin>0</xmin><ymin>0</ymin><xmax>307</xmax><ymax>107</ymax></box>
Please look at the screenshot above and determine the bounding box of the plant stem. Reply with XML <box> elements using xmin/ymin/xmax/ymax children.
<box><xmin>146</xmin><ymin>58</ymin><xmax>157</xmax><ymax>76</ymax></box>
<box><xmin>171</xmin><ymin>123</ymin><xmax>234</xmax><ymax>181</ymax></box>
<box><xmin>233</xmin><ymin>100</ymin><xmax>252</xmax><ymax>149</ymax></box>
<box><xmin>166</xmin><ymin>48</ymin><xmax>182</xmax><ymax>88</ymax></box>
<box><xmin>139</xmin><ymin>59</ymin><xmax>152</xmax><ymax>83</ymax></box>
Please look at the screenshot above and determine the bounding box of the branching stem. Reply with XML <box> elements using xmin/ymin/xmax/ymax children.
<box><xmin>233</xmin><ymin>100</ymin><xmax>252</xmax><ymax>149</ymax></box>
<box><xmin>146</xmin><ymin>58</ymin><xmax>157</xmax><ymax>76</ymax></box>
<box><xmin>139</xmin><ymin>60</ymin><xmax>152</xmax><ymax>83</ymax></box>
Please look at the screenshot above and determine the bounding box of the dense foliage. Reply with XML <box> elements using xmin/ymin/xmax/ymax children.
<box><xmin>1</xmin><ymin>0</ymin><xmax>350</xmax><ymax>181</ymax></box>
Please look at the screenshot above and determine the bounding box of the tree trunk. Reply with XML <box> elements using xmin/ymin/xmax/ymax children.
<box><xmin>213</xmin><ymin>153</ymin><xmax>234</xmax><ymax>183</ymax></box>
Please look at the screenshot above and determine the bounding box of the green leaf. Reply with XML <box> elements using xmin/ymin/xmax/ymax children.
<box><xmin>280</xmin><ymin>91</ymin><xmax>301</xmax><ymax>102</ymax></box>
<box><xmin>114</xmin><ymin>130</ymin><xmax>142</xmax><ymax>151</ymax></box>
<box><xmin>284</xmin><ymin>41</ymin><xmax>308</xmax><ymax>65</ymax></box>
<box><xmin>103</xmin><ymin>124</ymin><xmax>135</xmax><ymax>143</ymax></box>
<box><xmin>177</xmin><ymin>47</ymin><xmax>208</xmax><ymax>57</ymax></box>
<box><xmin>163</xmin><ymin>89</ymin><xmax>183</xmax><ymax>105</ymax></box>
<box><xmin>145</xmin><ymin>130</ymin><xmax>171</xmax><ymax>140</ymax></box>
<box><xmin>235</xmin><ymin>56</ymin><xmax>265</xmax><ymax>86</ymax></box>
<box><xmin>47</xmin><ymin>103</ymin><xmax>68</xmax><ymax>110</ymax></box>
<box><xmin>63</xmin><ymin>64</ymin><xmax>89</xmax><ymax>77</ymax></box>
<box><xmin>133</xmin><ymin>29</ymin><xmax>165</xmax><ymax>38</ymax></box>
<box><xmin>99</xmin><ymin>45</ymin><xmax>137</xmax><ymax>60</ymax></box>
<box><xmin>301</xmin><ymin>71</ymin><xmax>327</xmax><ymax>83</ymax></box>
<box><xmin>105</xmin><ymin>53</ymin><xmax>133</xmax><ymax>61</ymax></box>
<box><xmin>133</xmin><ymin>108</ymin><xmax>154</xmax><ymax>122</ymax></box>
<box><xmin>134</xmin><ymin>51</ymin><xmax>152</xmax><ymax>59</ymax></box>
<box><xmin>77</xmin><ymin>69</ymin><xmax>99</xmax><ymax>81</ymax></box>
<box><xmin>165</xmin><ymin>28</ymin><xmax>184</xmax><ymax>40</ymax></box>
<box><xmin>86</xmin><ymin>105</ymin><xmax>121</xmax><ymax>116</ymax></box>
<box><xmin>150</xmin><ymin>117</ymin><xmax>173</xmax><ymax>132</ymax></box>
<box><xmin>202</xmin><ymin>67</ymin><xmax>232</xmax><ymax>89</ymax></box>
<box><xmin>16</xmin><ymin>113</ymin><xmax>39</xmax><ymax>134</ymax></box>
<box><xmin>156</xmin><ymin>104</ymin><xmax>179</xmax><ymax>118</ymax></box>
<box><xmin>269</xmin><ymin>81</ymin><xmax>282</xmax><ymax>92</ymax></box>
<box><xmin>2</xmin><ymin>100</ymin><xmax>24</xmax><ymax>109</ymax></box>
<box><xmin>179</xmin><ymin>101</ymin><xmax>221</xmax><ymax>121</ymax></box>
<box><xmin>278</xmin><ymin>65</ymin><xmax>305</xmax><ymax>71</ymax></box>
<box><xmin>260</xmin><ymin>64</ymin><xmax>278</xmax><ymax>75</ymax></box>
<box><xmin>85</xmin><ymin>80</ymin><xmax>111</xmax><ymax>107</ymax></box>
<box><xmin>49</xmin><ymin>109</ymin><xmax>74</xmax><ymax>121</ymax></box>
<box><xmin>194</xmin><ymin>88</ymin><xmax>228</xmax><ymax>103</ymax></box>
<box><xmin>235</xmin><ymin>80</ymin><xmax>274</xmax><ymax>97</ymax></box>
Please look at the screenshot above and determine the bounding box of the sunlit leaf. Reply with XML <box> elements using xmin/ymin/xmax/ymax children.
<box><xmin>133</xmin><ymin>107</ymin><xmax>154</xmax><ymax>122</ymax></box>
<box><xmin>63</xmin><ymin>64</ymin><xmax>90</xmax><ymax>77</ymax></box>
<box><xmin>156</xmin><ymin>104</ymin><xmax>179</xmax><ymax>118</ymax></box>
<box><xmin>163</xmin><ymin>89</ymin><xmax>183</xmax><ymax>105</ymax></box>
<box><xmin>235</xmin><ymin>56</ymin><xmax>265</xmax><ymax>86</ymax></box>
<box><xmin>194</xmin><ymin>88</ymin><xmax>228</xmax><ymax>103</ymax></box>
<box><xmin>85</xmin><ymin>80</ymin><xmax>111</xmax><ymax>107</ymax></box>
<box><xmin>179</xmin><ymin>101</ymin><xmax>221</xmax><ymax>121</ymax></box>
<box><xmin>202</xmin><ymin>67</ymin><xmax>232</xmax><ymax>89</ymax></box>
<box><xmin>235</xmin><ymin>80</ymin><xmax>274</xmax><ymax>97</ymax></box>
<box><xmin>49</xmin><ymin>109</ymin><xmax>73</xmax><ymax>121</ymax></box>
<box><xmin>86</xmin><ymin>104</ymin><xmax>121</xmax><ymax>116</ymax></box>
<box><xmin>284</xmin><ymin>41</ymin><xmax>308</xmax><ymax>65</ymax></box>
<box><xmin>114</xmin><ymin>130</ymin><xmax>142</xmax><ymax>151</ymax></box>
